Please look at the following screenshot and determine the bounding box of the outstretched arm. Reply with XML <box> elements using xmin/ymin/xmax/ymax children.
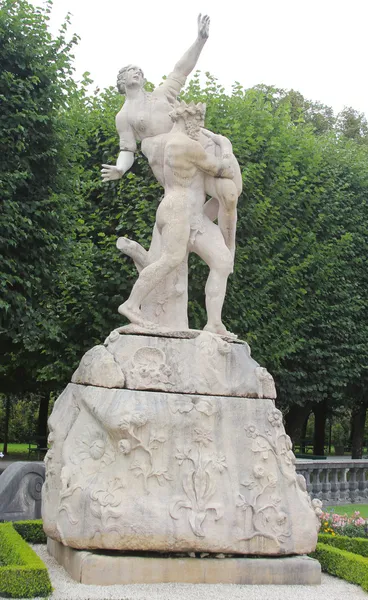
<box><xmin>173</xmin><ymin>14</ymin><xmax>210</xmax><ymax>77</ymax></box>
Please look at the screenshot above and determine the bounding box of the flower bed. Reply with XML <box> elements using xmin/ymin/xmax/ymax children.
<box><xmin>318</xmin><ymin>509</ymin><xmax>367</xmax><ymax>537</ymax></box>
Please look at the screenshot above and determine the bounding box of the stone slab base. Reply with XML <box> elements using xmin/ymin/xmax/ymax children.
<box><xmin>48</xmin><ymin>538</ymin><xmax>321</xmax><ymax>585</ymax></box>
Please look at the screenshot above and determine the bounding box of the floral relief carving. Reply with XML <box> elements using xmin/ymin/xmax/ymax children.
<box><xmin>236</xmin><ymin>408</ymin><xmax>297</xmax><ymax>547</ymax></box>
<box><xmin>170</xmin><ymin>426</ymin><xmax>227</xmax><ymax>537</ymax></box>
<box><xmin>168</xmin><ymin>395</ymin><xmax>217</xmax><ymax>416</ymax></box>
<box><xmin>90</xmin><ymin>477</ymin><xmax>125</xmax><ymax>528</ymax></box>
<box><xmin>130</xmin><ymin>346</ymin><xmax>173</xmax><ymax>387</ymax></box>
<box><xmin>118</xmin><ymin>411</ymin><xmax>171</xmax><ymax>492</ymax></box>
<box><xmin>236</xmin><ymin>464</ymin><xmax>290</xmax><ymax>545</ymax></box>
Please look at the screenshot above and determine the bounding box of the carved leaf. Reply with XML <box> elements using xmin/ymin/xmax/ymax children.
<box><xmin>169</xmin><ymin>499</ymin><xmax>192</xmax><ymax>519</ymax></box>
<box><xmin>188</xmin><ymin>510</ymin><xmax>206</xmax><ymax>537</ymax></box>
<box><xmin>182</xmin><ymin>471</ymin><xmax>197</xmax><ymax>506</ymax></box>
<box><xmin>168</xmin><ymin>396</ymin><xmax>194</xmax><ymax>414</ymax></box>
<box><xmin>193</xmin><ymin>466</ymin><xmax>208</xmax><ymax>503</ymax></box>
<box><xmin>252</xmin><ymin>436</ymin><xmax>271</xmax><ymax>455</ymax></box>
<box><xmin>206</xmin><ymin>502</ymin><xmax>224</xmax><ymax>521</ymax></box>
<box><xmin>203</xmin><ymin>471</ymin><xmax>217</xmax><ymax>503</ymax></box>
<box><xmin>236</xmin><ymin>493</ymin><xmax>249</xmax><ymax>509</ymax></box>
<box><xmin>195</xmin><ymin>399</ymin><xmax>216</xmax><ymax>416</ymax></box>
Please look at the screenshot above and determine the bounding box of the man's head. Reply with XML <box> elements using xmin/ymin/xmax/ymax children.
<box><xmin>170</xmin><ymin>101</ymin><xmax>206</xmax><ymax>140</ymax></box>
<box><xmin>117</xmin><ymin>65</ymin><xmax>145</xmax><ymax>95</ymax></box>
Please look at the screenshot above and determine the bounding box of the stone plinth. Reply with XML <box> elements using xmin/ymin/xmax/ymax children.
<box><xmin>71</xmin><ymin>330</ymin><xmax>276</xmax><ymax>399</ymax></box>
<box><xmin>43</xmin><ymin>334</ymin><xmax>319</xmax><ymax>555</ymax></box>
<box><xmin>47</xmin><ymin>539</ymin><xmax>321</xmax><ymax>585</ymax></box>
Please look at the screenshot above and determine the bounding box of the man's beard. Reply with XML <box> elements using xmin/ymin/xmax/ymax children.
<box><xmin>186</xmin><ymin>121</ymin><xmax>200</xmax><ymax>140</ymax></box>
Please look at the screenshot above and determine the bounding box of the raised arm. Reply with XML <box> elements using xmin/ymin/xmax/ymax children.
<box><xmin>173</xmin><ymin>14</ymin><xmax>210</xmax><ymax>77</ymax></box>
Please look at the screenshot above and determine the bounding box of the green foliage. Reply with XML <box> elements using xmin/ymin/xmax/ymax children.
<box><xmin>312</xmin><ymin>542</ymin><xmax>368</xmax><ymax>591</ymax></box>
<box><xmin>1</xmin><ymin>2</ymin><xmax>368</xmax><ymax>437</ymax></box>
<box><xmin>13</xmin><ymin>520</ymin><xmax>47</xmax><ymax>544</ymax></box>
<box><xmin>0</xmin><ymin>0</ymin><xmax>80</xmax><ymax>394</ymax></box>
<box><xmin>318</xmin><ymin>533</ymin><xmax>368</xmax><ymax>557</ymax></box>
<box><xmin>0</xmin><ymin>523</ymin><xmax>52</xmax><ymax>597</ymax></box>
<box><xmin>0</xmin><ymin>394</ymin><xmax>38</xmax><ymax>442</ymax></box>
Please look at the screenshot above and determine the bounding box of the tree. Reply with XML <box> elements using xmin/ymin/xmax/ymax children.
<box><xmin>0</xmin><ymin>0</ymin><xmax>79</xmax><ymax>445</ymax></box>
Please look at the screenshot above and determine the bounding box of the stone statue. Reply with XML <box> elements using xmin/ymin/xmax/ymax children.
<box><xmin>119</xmin><ymin>101</ymin><xmax>236</xmax><ymax>336</ymax></box>
<box><xmin>101</xmin><ymin>14</ymin><xmax>242</xmax><ymax>332</ymax></box>
<box><xmin>42</xmin><ymin>16</ymin><xmax>321</xmax><ymax>584</ymax></box>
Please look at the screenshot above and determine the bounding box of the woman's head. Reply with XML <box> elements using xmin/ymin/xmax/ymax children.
<box><xmin>117</xmin><ymin>65</ymin><xmax>145</xmax><ymax>95</ymax></box>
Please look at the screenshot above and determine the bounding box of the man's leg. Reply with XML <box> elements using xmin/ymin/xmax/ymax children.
<box><xmin>204</xmin><ymin>175</ymin><xmax>238</xmax><ymax>259</ymax></box>
<box><xmin>119</xmin><ymin>214</ymin><xmax>190</xmax><ymax>326</ymax></box>
<box><xmin>191</xmin><ymin>216</ymin><xmax>234</xmax><ymax>335</ymax></box>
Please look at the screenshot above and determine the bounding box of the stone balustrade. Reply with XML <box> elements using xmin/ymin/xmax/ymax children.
<box><xmin>296</xmin><ymin>459</ymin><xmax>368</xmax><ymax>505</ymax></box>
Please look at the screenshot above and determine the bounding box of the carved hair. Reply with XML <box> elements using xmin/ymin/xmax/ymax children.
<box><xmin>117</xmin><ymin>65</ymin><xmax>145</xmax><ymax>95</ymax></box>
<box><xmin>169</xmin><ymin>100</ymin><xmax>206</xmax><ymax>122</ymax></box>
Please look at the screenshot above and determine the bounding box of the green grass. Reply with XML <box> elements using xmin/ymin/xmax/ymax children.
<box><xmin>326</xmin><ymin>504</ymin><xmax>368</xmax><ymax>518</ymax></box>
<box><xmin>1</xmin><ymin>443</ymin><xmax>30</xmax><ymax>460</ymax></box>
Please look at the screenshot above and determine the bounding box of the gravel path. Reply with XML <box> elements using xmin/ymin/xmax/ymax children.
<box><xmin>23</xmin><ymin>545</ymin><xmax>368</xmax><ymax>600</ymax></box>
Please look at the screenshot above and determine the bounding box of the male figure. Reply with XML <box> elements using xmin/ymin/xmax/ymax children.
<box><xmin>101</xmin><ymin>14</ymin><xmax>242</xmax><ymax>256</ymax></box>
<box><xmin>119</xmin><ymin>102</ymin><xmax>235</xmax><ymax>336</ymax></box>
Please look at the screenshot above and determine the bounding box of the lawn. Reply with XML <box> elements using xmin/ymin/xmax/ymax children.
<box><xmin>326</xmin><ymin>504</ymin><xmax>368</xmax><ymax>519</ymax></box>
<box><xmin>1</xmin><ymin>443</ymin><xmax>31</xmax><ymax>460</ymax></box>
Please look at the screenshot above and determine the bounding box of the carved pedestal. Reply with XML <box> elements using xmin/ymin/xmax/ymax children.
<box><xmin>42</xmin><ymin>330</ymin><xmax>319</xmax><ymax>559</ymax></box>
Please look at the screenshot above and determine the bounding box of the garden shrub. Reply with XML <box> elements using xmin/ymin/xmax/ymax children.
<box><xmin>13</xmin><ymin>519</ymin><xmax>47</xmax><ymax>544</ymax></box>
<box><xmin>312</xmin><ymin>542</ymin><xmax>368</xmax><ymax>591</ymax></box>
<box><xmin>318</xmin><ymin>533</ymin><xmax>368</xmax><ymax>558</ymax></box>
<box><xmin>0</xmin><ymin>523</ymin><xmax>52</xmax><ymax>598</ymax></box>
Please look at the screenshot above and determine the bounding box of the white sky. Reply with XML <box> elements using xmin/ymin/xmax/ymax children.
<box><xmin>30</xmin><ymin>0</ymin><xmax>368</xmax><ymax>117</ymax></box>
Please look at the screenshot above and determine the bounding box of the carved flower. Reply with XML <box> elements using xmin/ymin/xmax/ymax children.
<box><xmin>194</xmin><ymin>427</ymin><xmax>213</xmax><ymax>446</ymax></box>
<box><xmin>312</xmin><ymin>498</ymin><xmax>323</xmax><ymax>517</ymax></box>
<box><xmin>270</xmin><ymin>493</ymin><xmax>281</xmax><ymax>505</ymax></box>
<box><xmin>89</xmin><ymin>438</ymin><xmax>106</xmax><ymax>460</ymax></box>
<box><xmin>73</xmin><ymin>428</ymin><xmax>106</xmax><ymax>463</ymax></box>
<box><xmin>245</xmin><ymin>425</ymin><xmax>258</xmax><ymax>439</ymax></box>
<box><xmin>268</xmin><ymin>409</ymin><xmax>283</xmax><ymax>427</ymax></box>
<box><xmin>118</xmin><ymin>439</ymin><xmax>131</xmax><ymax>455</ymax></box>
<box><xmin>90</xmin><ymin>478</ymin><xmax>124</xmax><ymax>508</ymax></box>
<box><xmin>175</xmin><ymin>446</ymin><xmax>193</xmax><ymax>465</ymax></box>
<box><xmin>276</xmin><ymin>511</ymin><xmax>287</xmax><ymax>526</ymax></box>
<box><xmin>253</xmin><ymin>465</ymin><xmax>266</xmax><ymax>479</ymax></box>
<box><xmin>211</xmin><ymin>454</ymin><xmax>228</xmax><ymax>473</ymax></box>
<box><xmin>119</xmin><ymin>412</ymin><xmax>147</xmax><ymax>431</ymax></box>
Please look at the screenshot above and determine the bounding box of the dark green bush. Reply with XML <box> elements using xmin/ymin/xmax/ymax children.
<box><xmin>13</xmin><ymin>519</ymin><xmax>47</xmax><ymax>544</ymax></box>
<box><xmin>318</xmin><ymin>533</ymin><xmax>368</xmax><ymax>557</ymax></box>
<box><xmin>312</xmin><ymin>542</ymin><xmax>368</xmax><ymax>591</ymax></box>
<box><xmin>0</xmin><ymin>523</ymin><xmax>52</xmax><ymax>598</ymax></box>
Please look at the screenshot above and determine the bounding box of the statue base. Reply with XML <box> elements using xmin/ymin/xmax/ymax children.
<box><xmin>47</xmin><ymin>538</ymin><xmax>321</xmax><ymax>585</ymax></box>
<box><xmin>42</xmin><ymin>331</ymin><xmax>320</xmax><ymax>557</ymax></box>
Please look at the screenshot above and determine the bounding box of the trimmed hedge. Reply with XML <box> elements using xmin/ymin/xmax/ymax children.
<box><xmin>0</xmin><ymin>523</ymin><xmax>52</xmax><ymax>598</ymax></box>
<box><xmin>312</xmin><ymin>542</ymin><xmax>368</xmax><ymax>592</ymax></box>
<box><xmin>13</xmin><ymin>519</ymin><xmax>47</xmax><ymax>544</ymax></box>
<box><xmin>318</xmin><ymin>533</ymin><xmax>368</xmax><ymax>558</ymax></box>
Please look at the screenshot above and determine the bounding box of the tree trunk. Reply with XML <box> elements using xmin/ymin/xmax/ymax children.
<box><xmin>284</xmin><ymin>403</ymin><xmax>312</xmax><ymax>446</ymax></box>
<box><xmin>351</xmin><ymin>402</ymin><xmax>367</xmax><ymax>459</ymax></box>
<box><xmin>2</xmin><ymin>396</ymin><xmax>11</xmax><ymax>455</ymax></box>
<box><xmin>313</xmin><ymin>400</ymin><xmax>328</xmax><ymax>456</ymax></box>
<box><xmin>37</xmin><ymin>394</ymin><xmax>50</xmax><ymax>444</ymax></box>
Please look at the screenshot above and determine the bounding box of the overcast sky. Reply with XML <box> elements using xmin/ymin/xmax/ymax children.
<box><xmin>30</xmin><ymin>0</ymin><xmax>368</xmax><ymax>117</ymax></box>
